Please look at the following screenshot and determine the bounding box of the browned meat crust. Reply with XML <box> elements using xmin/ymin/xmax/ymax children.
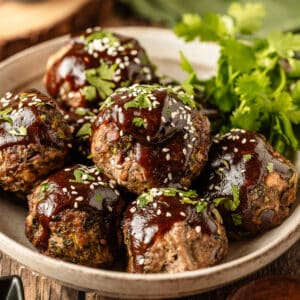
<box><xmin>26</xmin><ymin>164</ymin><xmax>124</xmax><ymax>267</ymax></box>
<box><xmin>91</xmin><ymin>85</ymin><xmax>211</xmax><ymax>194</ymax></box>
<box><xmin>44</xmin><ymin>28</ymin><xmax>157</xmax><ymax>110</ymax></box>
<box><xmin>0</xmin><ymin>89</ymin><xmax>73</xmax><ymax>194</ymax></box>
<box><xmin>196</xmin><ymin>129</ymin><xmax>298</xmax><ymax>237</ymax></box>
<box><xmin>123</xmin><ymin>188</ymin><xmax>228</xmax><ymax>273</ymax></box>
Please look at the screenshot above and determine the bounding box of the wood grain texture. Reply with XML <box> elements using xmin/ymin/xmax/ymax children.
<box><xmin>0</xmin><ymin>0</ymin><xmax>102</xmax><ymax>60</ymax></box>
<box><xmin>0</xmin><ymin>239</ymin><xmax>299</xmax><ymax>300</ymax></box>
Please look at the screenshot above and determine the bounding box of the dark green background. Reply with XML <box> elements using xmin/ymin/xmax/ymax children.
<box><xmin>119</xmin><ymin>0</ymin><xmax>300</xmax><ymax>34</ymax></box>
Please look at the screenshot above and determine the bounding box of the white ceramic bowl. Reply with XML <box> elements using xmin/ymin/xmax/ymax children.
<box><xmin>0</xmin><ymin>27</ymin><xmax>299</xmax><ymax>299</ymax></box>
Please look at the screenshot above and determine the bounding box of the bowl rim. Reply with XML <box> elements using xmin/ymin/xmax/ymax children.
<box><xmin>0</xmin><ymin>25</ymin><xmax>299</xmax><ymax>290</ymax></box>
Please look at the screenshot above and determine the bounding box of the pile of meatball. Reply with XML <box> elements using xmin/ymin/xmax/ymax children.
<box><xmin>0</xmin><ymin>28</ymin><xmax>298</xmax><ymax>273</ymax></box>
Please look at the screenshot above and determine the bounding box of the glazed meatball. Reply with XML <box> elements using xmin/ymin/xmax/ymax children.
<box><xmin>44</xmin><ymin>27</ymin><xmax>157</xmax><ymax>110</ymax></box>
<box><xmin>25</xmin><ymin>164</ymin><xmax>124</xmax><ymax>267</ymax></box>
<box><xmin>91</xmin><ymin>84</ymin><xmax>211</xmax><ymax>194</ymax></box>
<box><xmin>123</xmin><ymin>188</ymin><xmax>228</xmax><ymax>273</ymax></box>
<box><xmin>0</xmin><ymin>89</ymin><xmax>72</xmax><ymax>194</ymax></box>
<box><xmin>196</xmin><ymin>129</ymin><xmax>298</xmax><ymax>237</ymax></box>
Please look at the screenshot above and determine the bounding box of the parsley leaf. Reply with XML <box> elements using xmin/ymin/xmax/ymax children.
<box><xmin>84</xmin><ymin>60</ymin><xmax>117</xmax><ymax>100</ymax></box>
<box><xmin>76</xmin><ymin>123</ymin><xmax>91</xmax><ymax>139</ymax></box>
<box><xmin>132</xmin><ymin>117</ymin><xmax>146</xmax><ymax>128</ymax></box>
<box><xmin>231</xmin><ymin>213</ymin><xmax>242</xmax><ymax>226</ymax></box>
<box><xmin>0</xmin><ymin>108</ymin><xmax>13</xmax><ymax>126</ymax></box>
<box><xmin>9</xmin><ymin>126</ymin><xmax>27</xmax><ymax>136</ymax></box>
<box><xmin>228</xmin><ymin>2</ymin><xmax>265</xmax><ymax>35</ymax></box>
<box><xmin>137</xmin><ymin>192</ymin><xmax>153</xmax><ymax>208</ymax></box>
<box><xmin>124</xmin><ymin>94</ymin><xmax>152</xmax><ymax>109</ymax></box>
<box><xmin>175</xmin><ymin>2</ymin><xmax>300</xmax><ymax>155</ymax></box>
<box><xmin>70</xmin><ymin>169</ymin><xmax>95</xmax><ymax>183</ymax></box>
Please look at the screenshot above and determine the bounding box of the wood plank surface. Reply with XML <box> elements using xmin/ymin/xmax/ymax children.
<box><xmin>0</xmin><ymin>239</ymin><xmax>299</xmax><ymax>299</ymax></box>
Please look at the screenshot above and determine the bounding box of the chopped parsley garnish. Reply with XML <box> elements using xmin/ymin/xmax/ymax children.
<box><xmin>76</xmin><ymin>123</ymin><xmax>91</xmax><ymax>139</ymax></box>
<box><xmin>85</xmin><ymin>31</ymin><xmax>120</xmax><ymax>47</ymax></box>
<box><xmin>132</xmin><ymin>117</ymin><xmax>146</xmax><ymax>128</ymax></box>
<box><xmin>196</xmin><ymin>201</ymin><xmax>207</xmax><ymax>213</ymax></box>
<box><xmin>137</xmin><ymin>192</ymin><xmax>153</xmax><ymax>208</ymax></box>
<box><xmin>231</xmin><ymin>213</ymin><xmax>243</xmax><ymax>226</ymax></box>
<box><xmin>75</xmin><ymin>107</ymin><xmax>94</xmax><ymax>116</ymax></box>
<box><xmin>0</xmin><ymin>108</ymin><xmax>13</xmax><ymax>126</ymax></box>
<box><xmin>212</xmin><ymin>185</ymin><xmax>240</xmax><ymax>211</ymax></box>
<box><xmin>243</xmin><ymin>154</ymin><xmax>252</xmax><ymax>163</ymax></box>
<box><xmin>100</xmin><ymin>96</ymin><xmax>114</xmax><ymax>110</ymax></box>
<box><xmin>84</xmin><ymin>60</ymin><xmax>117</xmax><ymax>100</ymax></box>
<box><xmin>70</xmin><ymin>169</ymin><xmax>95</xmax><ymax>183</ymax></box>
<box><xmin>174</xmin><ymin>2</ymin><xmax>300</xmax><ymax>155</ymax></box>
<box><xmin>40</xmin><ymin>182</ymin><xmax>50</xmax><ymax>193</ymax></box>
<box><xmin>9</xmin><ymin>126</ymin><xmax>27</xmax><ymax>136</ymax></box>
<box><xmin>82</xmin><ymin>86</ymin><xmax>97</xmax><ymax>101</ymax></box>
<box><xmin>267</xmin><ymin>162</ymin><xmax>274</xmax><ymax>172</ymax></box>
<box><xmin>95</xmin><ymin>193</ymin><xmax>102</xmax><ymax>204</ymax></box>
<box><xmin>124</xmin><ymin>94</ymin><xmax>152</xmax><ymax>110</ymax></box>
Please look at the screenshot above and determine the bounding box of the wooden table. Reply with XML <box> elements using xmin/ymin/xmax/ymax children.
<box><xmin>0</xmin><ymin>239</ymin><xmax>299</xmax><ymax>299</ymax></box>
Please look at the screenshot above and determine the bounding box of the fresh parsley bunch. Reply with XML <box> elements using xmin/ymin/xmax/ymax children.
<box><xmin>174</xmin><ymin>2</ymin><xmax>300</xmax><ymax>155</ymax></box>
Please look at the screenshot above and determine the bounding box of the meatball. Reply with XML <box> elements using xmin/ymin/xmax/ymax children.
<box><xmin>123</xmin><ymin>188</ymin><xmax>228</xmax><ymax>273</ymax></box>
<box><xmin>25</xmin><ymin>164</ymin><xmax>124</xmax><ymax>267</ymax></box>
<box><xmin>196</xmin><ymin>129</ymin><xmax>298</xmax><ymax>238</ymax></box>
<box><xmin>0</xmin><ymin>89</ymin><xmax>72</xmax><ymax>194</ymax></box>
<box><xmin>91</xmin><ymin>84</ymin><xmax>211</xmax><ymax>194</ymax></box>
<box><xmin>44</xmin><ymin>27</ymin><xmax>157</xmax><ymax>110</ymax></box>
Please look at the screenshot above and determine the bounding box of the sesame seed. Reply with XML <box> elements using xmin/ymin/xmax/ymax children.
<box><xmin>162</xmin><ymin>148</ymin><xmax>170</xmax><ymax>152</ymax></box>
<box><xmin>166</xmin><ymin>212</ymin><xmax>172</xmax><ymax>217</ymax></box>
<box><xmin>74</xmin><ymin>202</ymin><xmax>78</xmax><ymax>209</ymax></box>
<box><xmin>71</xmin><ymin>191</ymin><xmax>78</xmax><ymax>195</ymax></box>
<box><xmin>62</xmin><ymin>188</ymin><xmax>68</xmax><ymax>193</ymax></box>
<box><xmin>250</xmin><ymin>139</ymin><xmax>256</xmax><ymax>143</ymax></box>
<box><xmin>138</xmin><ymin>257</ymin><xmax>145</xmax><ymax>265</ymax></box>
<box><xmin>146</xmin><ymin>135</ymin><xmax>151</xmax><ymax>142</ymax></box>
<box><xmin>166</xmin><ymin>153</ymin><xmax>171</xmax><ymax>161</ymax></box>
<box><xmin>241</xmin><ymin>138</ymin><xmax>247</xmax><ymax>144</ymax></box>
<box><xmin>153</xmin><ymin>202</ymin><xmax>158</xmax><ymax>209</ymax></box>
<box><xmin>71</xmin><ymin>185</ymin><xmax>75</xmax><ymax>190</ymax></box>
<box><xmin>234</xmin><ymin>147</ymin><xmax>238</xmax><ymax>153</ymax></box>
<box><xmin>180</xmin><ymin>212</ymin><xmax>186</xmax><ymax>217</ymax></box>
<box><xmin>76</xmin><ymin>196</ymin><xmax>84</xmax><ymax>201</ymax></box>
<box><xmin>183</xmin><ymin>148</ymin><xmax>187</xmax><ymax>155</ymax></box>
<box><xmin>195</xmin><ymin>226</ymin><xmax>201</xmax><ymax>233</ymax></box>
<box><xmin>157</xmin><ymin>209</ymin><xmax>162</xmax><ymax>215</ymax></box>
<box><xmin>130</xmin><ymin>207</ymin><xmax>136</xmax><ymax>213</ymax></box>
<box><xmin>222</xmin><ymin>146</ymin><xmax>228</xmax><ymax>151</ymax></box>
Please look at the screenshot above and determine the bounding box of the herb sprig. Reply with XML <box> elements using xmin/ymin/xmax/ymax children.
<box><xmin>174</xmin><ymin>2</ymin><xmax>300</xmax><ymax>155</ymax></box>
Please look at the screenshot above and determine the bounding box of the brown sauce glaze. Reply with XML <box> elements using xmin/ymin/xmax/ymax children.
<box><xmin>35</xmin><ymin>164</ymin><xmax>122</xmax><ymax>247</ymax></box>
<box><xmin>45</xmin><ymin>28</ymin><xmax>157</xmax><ymax>108</ymax></box>
<box><xmin>196</xmin><ymin>129</ymin><xmax>295</xmax><ymax>233</ymax></box>
<box><xmin>93</xmin><ymin>85</ymin><xmax>204</xmax><ymax>186</ymax></box>
<box><xmin>124</xmin><ymin>189</ymin><xmax>217</xmax><ymax>272</ymax></box>
<box><xmin>0</xmin><ymin>89</ymin><xmax>72</xmax><ymax>150</ymax></box>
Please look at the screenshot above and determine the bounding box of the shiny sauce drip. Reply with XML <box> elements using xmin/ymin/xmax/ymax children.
<box><xmin>0</xmin><ymin>90</ymin><xmax>71</xmax><ymax>150</ymax></box>
<box><xmin>202</xmin><ymin>129</ymin><xmax>293</xmax><ymax>213</ymax></box>
<box><xmin>125</xmin><ymin>194</ymin><xmax>218</xmax><ymax>272</ymax></box>
<box><xmin>45</xmin><ymin>29</ymin><xmax>156</xmax><ymax>103</ymax></box>
<box><xmin>95</xmin><ymin>87</ymin><xmax>199</xmax><ymax>186</ymax></box>
<box><xmin>36</xmin><ymin>165</ymin><xmax>121</xmax><ymax>246</ymax></box>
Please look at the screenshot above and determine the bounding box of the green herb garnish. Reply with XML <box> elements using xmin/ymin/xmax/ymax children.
<box><xmin>243</xmin><ymin>154</ymin><xmax>252</xmax><ymax>162</ymax></box>
<box><xmin>0</xmin><ymin>108</ymin><xmax>13</xmax><ymax>126</ymax></box>
<box><xmin>95</xmin><ymin>193</ymin><xmax>102</xmax><ymax>204</ymax></box>
<box><xmin>124</xmin><ymin>94</ymin><xmax>152</xmax><ymax>109</ymax></box>
<box><xmin>84</xmin><ymin>60</ymin><xmax>117</xmax><ymax>100</ymax></box>
<box><xmin>132</xmin><ymin>117</ymin><xmax>146</xmax><ymax>128</ymax></box>
<box><xmin>76</xmin><ymin>123</ymin><xmax>91</xmax><ymax>139</ymax></box>
<box><xmin>137</xmin><ymin>192</ymin><xmax>153</xmax><ymax>208</ymax></box>
<box><xmin>175</xmin><ymin>2</ymin><xmax>300</xmax><ymax>154</ymax></box>
<box><xmin>85</xmin><ymin>31</ymin><xmax>120</xmax><ymax>47</ymax></box>
<box><xmin>70</xmin><ymin>169</ymin><xmax>95</xmax><ymax>183</ymax></box>
<box><xmin>267</xmin><ymin>162</ymin><xmax>274</xmax><ymax>172</ymax></box>
<box><xmin>196</xmin><ymin>201</ymin><xmax>207</xmax><ymax>213</ymax></box>
<box><xmin>212</xmin><ymin>185</ymin><xmax>240</xmax><ymax>211</ymax></box>
<box><xmin>9</xmin><ymin>126</ymin><xmax>27</xmax><ymax>136</ymax></box>
<box><xmin>231</xmin><ymin>213</ymin><xmax>243</xmax><ymax>226</ymax></box>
